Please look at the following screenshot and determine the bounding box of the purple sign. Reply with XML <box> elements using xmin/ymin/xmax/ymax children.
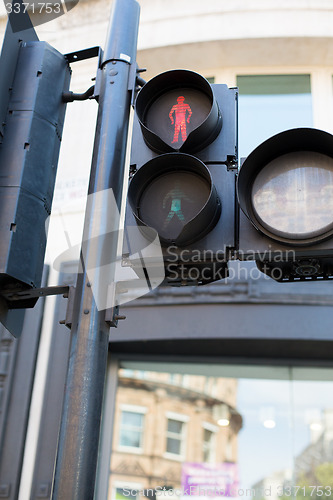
<box><xmin>181</xmin><ymin>462</ymin><xmax>239</xmax><ymax>497</ymax></box>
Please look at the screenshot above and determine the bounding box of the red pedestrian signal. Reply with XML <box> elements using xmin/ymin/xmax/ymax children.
<box><xmin>169</xmin><ymin>95</ymin><xmax>192</xmax><ymax>144</ymax></box>
<box><xmin>134</xmin><ymin>69</ymin><xmax>223</xmax><ymax>154</ymax></box>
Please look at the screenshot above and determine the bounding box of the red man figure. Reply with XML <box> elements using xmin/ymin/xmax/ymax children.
<box><xmin>169</xmin><ymin>96</ymin><xmax>192</xmax><ymax>144</ymax></box>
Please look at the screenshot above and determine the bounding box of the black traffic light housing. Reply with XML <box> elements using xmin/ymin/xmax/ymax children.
<box><xmin>0</xmin><ymin>41</ymin><xmax>71</xmax><ymax>301</ymax></box>
<box><xmin>123</xmin><ymin>70</ymin><xmax>238</xmax><ymax>286</ymax></box>
<box><xmin>237</xmin><ymin>127</ymin><xmax>333</xmax><ymax>281</ymax></box>
<box><xmin>125</xmin><ymin>70</ymin><xmax>333</xmax><ymax>287</ymax></box>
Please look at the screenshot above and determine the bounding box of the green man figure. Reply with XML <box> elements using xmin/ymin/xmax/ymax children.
<box><xmin>162</xmin><ymin>181</ymin><xmax>192</xmax><ymax>229</ymax></box>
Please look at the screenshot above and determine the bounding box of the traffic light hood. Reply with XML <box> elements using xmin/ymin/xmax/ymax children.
<box><xmin>237</xmin><ymin>128</ymin><xmax>333</xmax><ymax>246</ymax></box>
<box><xmin>135</xmin><ymin>69</ymin><xmax>222</xmax><ymax>154</ymax></box>
<box><xmin>127</xmin><ymin>153</ymin><xmax>221</xmax><ymax>247</ymax></box>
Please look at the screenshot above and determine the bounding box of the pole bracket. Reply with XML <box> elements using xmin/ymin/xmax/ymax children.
<box><xmin>57</xmin><ymin>283</ymin><xmax>126</xmax><ymax>329</ymax></box>
<box><xmin>59</xmin><ymin>286</ymin><xmax>76</xmax><ymax>329</ymax></box>
<box><xmin>105</xmin><ymin>283</ymin><xmax>126</xmax><ymax>328</ymax></box>
<box><xmin>1</xmin><ymin>284</ymin><xmax>70</xmax><ymax>309</ymax></box>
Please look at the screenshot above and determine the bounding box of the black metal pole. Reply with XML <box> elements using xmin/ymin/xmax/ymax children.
<box><xmin>51</xmin><ymin>1</ymin><xmax>140</xmax><ymax>498</ymax></box>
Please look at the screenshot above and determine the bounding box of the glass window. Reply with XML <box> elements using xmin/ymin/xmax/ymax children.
<box><xmin>114</xmin><ymin>487</ymin><xmax>138</xmax><ymax>500</ymax></box>
<box><xmin>203</xmin><ymin>426</ymin><xmax>216</xmax><ymax>463</ymax></box>
<box><xmin>166</xmin><ymin>418</ymin><xmax>185</xmax><ymax>456</ymax></box>
<box><xmin>237</xmin><ymin>74</ymin><xmax>313</xmax><ymax>157</ymax></box>
<box><xmin>113</xmin><ymin>483</ymin><xmax>142</xmax><ymax>500</ymax></box>
<box><xmin>119</xmin><ymin>410</ymin><xmax>145</xmax><ymax>450</ymax></box>
<box><xmin>111</xmin><ymin>363</ymin><xmax>333</xmax><ymax>500</ymax></box>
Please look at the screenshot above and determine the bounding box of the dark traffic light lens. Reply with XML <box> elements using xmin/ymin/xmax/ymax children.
<box><xmin>128</xmin><ymin>153</ymin><xmax>221</xmax><ymax>246</ymax></box>
<box><xmin>139</xmin><ymin>170</ymin><xmax>210</xmax><ymax>242</ymax></box>
<box><xmin>237</xmin><ymin>128</ymin><xmax>333</xmax><ymax>245</ymax></box>
<box><xmin>252</xmin><ymin>151</ymin><xmax>333</xmax><ymax>240</ymax></box>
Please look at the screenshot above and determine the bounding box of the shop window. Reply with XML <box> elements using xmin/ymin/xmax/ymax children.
<box><xmin>111</xmin><ymin>363</ymin><xmax>333</xmax><ymax>500</ymax></box>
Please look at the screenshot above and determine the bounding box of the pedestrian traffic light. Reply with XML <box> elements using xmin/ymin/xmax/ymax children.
<box><xmin>123</xmin><ymin>70</ymin><xmax>238</xmax><ymax>286</ymax></box>
<box><xmin>125</xmin><ymin>71</ymin><xmax>333</xmax><ymax>287</ymax></box>
<box><xmin>0</xmin><ymin>40</ymin><xmax>71</xmax><ymax>302</ymax></box>
<box><xmin>237</xmin><ymin>127</ymin><xmax>333</xmax><ymax>281</ymax></box>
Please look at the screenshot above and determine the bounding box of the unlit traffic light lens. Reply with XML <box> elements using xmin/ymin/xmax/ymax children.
<box><xmin>128</xmin><ymin>153</ymin><xmax>221</xmax><ymax>246</ymax></box>
<box><xmin>237</xmin><ymin>128</ymin><xmax>333</xmax><ymax>246</ymax></box>
<box><xmin>252</xmin><ymin>151</ymin><xmax>333</xmax><ymax>240</ymax></box>
<box><xmin>139</xmin><ymin>170</ymin><xmax>211</xmax><ymax>242</ymax></box>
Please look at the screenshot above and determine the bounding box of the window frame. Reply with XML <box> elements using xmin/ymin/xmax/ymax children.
<box><xmin>164</xmin><ymin>411</ymin><xmax>189</xmax><ymax>461</ymax></box>
<box><xmin>202</xmin><ymin>422</ymin><xmax>218</xmax><ymax>464</ymax></box>
<box><xmin>112</xmin><ymin>481</ymin><xmax>143</xmax><ymax>500</ymax></box>
<box><xmin>118</xmin><ymin>404</ymin><xmax>147</xmax><ymax>454</ymax></box>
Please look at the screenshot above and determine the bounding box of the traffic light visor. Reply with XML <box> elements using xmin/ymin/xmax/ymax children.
<box><xmin>128</xmin><ymin>153</ymin><xmax>221</xmax><ymax>246</ymax></box>
<box><xmin>237</xmin><ymin>128</ymin><xmax>333</xmax><ymax>245</ymax></box>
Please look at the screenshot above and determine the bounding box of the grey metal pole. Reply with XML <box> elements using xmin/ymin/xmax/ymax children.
<box><xmin>94</xmin><ymin>358</ymin><xmax>120</xmax><ymax>499</ymax></box>
<box><xmin>51</xmin><ymin>1</ymin><xmax>140</xmax><ymax>498</ymax></box>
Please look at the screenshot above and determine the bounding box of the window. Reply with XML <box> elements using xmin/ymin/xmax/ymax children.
<box><xmin>113</xmin><ymin>363</ymin><xmax>333</xmax><ymax>499</ymax></box>
<box><xmin>119</xmin><ymin>406</ymin><xmax>145</xmax><ymax>451</ymax></box>
<box><xmin>237</xmin><ymin>74</ymin><xmax>313</xmax><ymax>157</ymax></box>
<box><xmin>166</xmin><ymin>419</ymin><xmax>184</xmax><ymax>455</ymax></box>
<box><xmin>113</xmin><ymin>482</ymin><xmax>142</xmax><ymax>500</ymax></box>
<box><xmin>114</xmin><ymin>488</ymin><xmax>138</xmax><ymax>500</ymax></box>
<box><xmin>165</xmin><ymin>413</ymin><xmax>187</xmax><ymax>457</ymax></box>
<box><xmin>203</xmin><ymin>423</ymin><xmax>217</xmax><ymax>463</ymax></box>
